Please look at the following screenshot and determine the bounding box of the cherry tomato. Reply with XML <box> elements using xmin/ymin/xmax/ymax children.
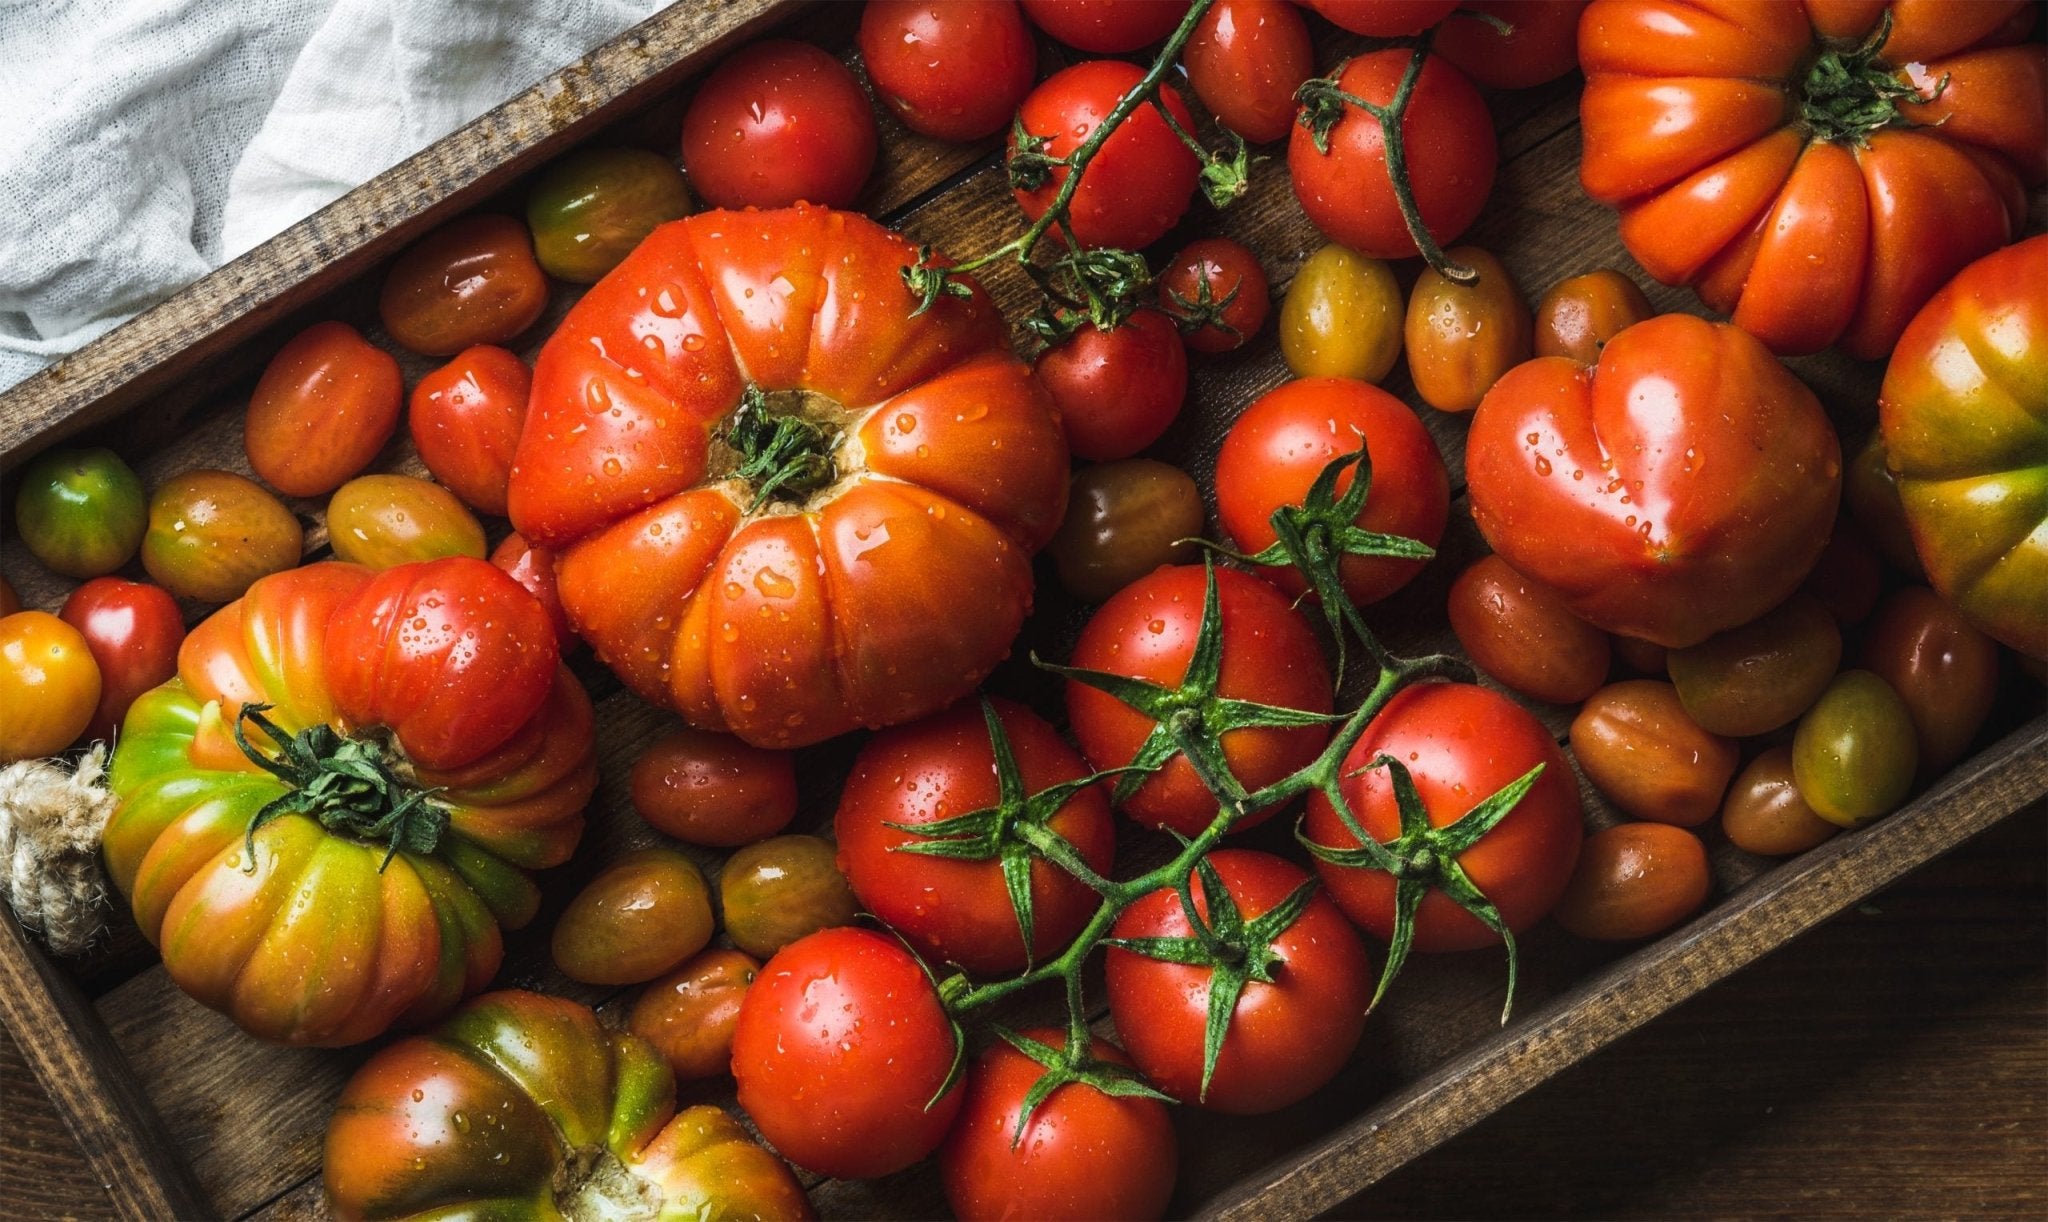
<box><xmin>1665</xmin><ymin>594</ymin><xmax>1842</xmax><ymax>737</ymax></box>
<box><xmin>244</xmin><ymin>321</ymin><xmax>402</xmax><ymax>497</ymax></box>
<box><xmin>1570</xmin><ymin>680</ymin><xmax>1739</xmax><ymax>827</ymax></box>
<box><xmin>1214</xmin><ymin>376</ymin><xmax>1448</xmax><ymax>606</ymax></box>
<box><xmin>1279</xmin><ymin>244</ymin><xmax>1403</xmax><ymax>382</ymax></box>
<box><xmin>1447</xmin><ymin>554</ymin><xmax>1610</xmax><ymax>705</ymax></box>
<box><xmin>1011</xmin><ymin>61</ymin><xmax>1200</xmax><ymax>251</ymax></box>
<box><xmin>408</xmin><ymin>345</ymin><xmax>531</xmax><ymax>516</ymax></box>
<box><xmin>1532</xmin><ymin>268</ymin><xmax>1654</xmax><ymax>364</ymax></box>
<box><xmin>719</xmin><ymin>834</ymin><xmax>859</xmax><ymax>958</ymax></box>
<box><xmin>13</xmin><ymin>447</ymin><xmax>146</xmax><ymax>579</ymax></box>
<box><xmin>1800</xmin><ymin>519</ymin><xmax>1883</xmax><ymax>627</ymax></box>
<box><xmin>1289</xmin><ymin>50</ymin><xmax>1496</xmax><ymax>260</ymax></box>
<box><xmin>0</xmin><ymin>611</ymin><xmax>101</xmax><ymax>763</ymax></box>
<box><xmin>1845</xmin><ymin>432</ymin><xmax>1926</xmax><ymax>580</ymax></box>
<box><xmin>489</xmin><ymin>531</ymin><xmax>574</xmax><ymax>651</ymax></box>
<box><xmin>551</xmin><ymin>848</ymin><xmax>714</xmax><ymax>987</ymax></box>
<box><xmin>630</xmin><ymin>726</ymin><xmax>797</xmax><ymax>848</ymax></box>
<box><xmin>1184</xmin><ymin>0</ymin><xmax>1315</xmax><ymax>144</ymax></box>
<box><xmin>1721</xmin><ymin>746</ymin><xmax>1840</xmax><ymax>857</ymax></box>
<box><xmin>1066</xmin><ymin>565</ymin><xmax>1332</xmax><ymax>836</ymax></box>
<box><xmin>327</xmin><ymin>474</ymin><xmax>487</xmax><ymax>570</ymax></box>
<box><xmin>859</xmin><ymin>0</ymin><xmax>1037</xmax><ymax>142</ymax></box>
<box><xmin>141</xmin><ymin>470</ymin><xmax>303</xmax><ymax>603</ymax></box>
<box><xmin>681</xmin><ymin>40</ymin><xmax>877</xmax><ymax>209</ymax></box>
<box><xmin>1793</xmin><ymin>671</ymin><xmax>1920</xmax><ymax>829</ymax></box>
<box><xmin>1405</xmin><ymin>247</ymin><xmax>1533</xmax><ymax>414</ymax></box>
<box><xmin>379</xmin><ymin>214</ymin><xmax>549</xmax><ymax>357</ymax></box>
<box><xmin>1021</xmin><ymin>0</ymin><xmax>1189</xmax><ymax>51</ymax></box>
<box><xmin>1035</xmin><ymin>309</ymin><xmax>1188</xmax><ymax>461</ymax></box>
<box><xmin>1553</xmin><ymin>822</ymin><xmax>1710</xmax><ymax>942</ymax></box>
<box><xmin>1861</xmin><ymin>588</ymin><xmax>2000</xmax><ymax>779</ymax></box>
<box><xmin>1048</xmin><ymin>459</ymin><xmax>1203</xmax><ymax>602</ymax></box>
<box><xmin>1434</xmin><ymin>0</ymin><xmax>1587</xmax><ymax>90</ymax></box>
<box><xmin>1305</xmin><ymin>0</ymin><xmax>1458</xmax><ymax>35</ymax></box>
<box><xmin>628</xmin><ymin>948</ymin><xmax>760</xmax><ymax>1081</ymax></box>
<box><xmin>1159</xmin><ymin>237</ymin><xmax>1271</xmax><ymax>353</ymax></box>
<box><xmin>939</xmin><ymin>1029</ymin><xmax>1178</xmax><ymax>1222</ymax></box>
<box><xmin>57</xmin><ymin>577</ymin><xmax>184</xmax><ymax>743</ymax></box>
<box><xmin>525</xmin><ymin>147</ymin><xmax>691</xmax><ymax>283</ymax></box>
<box><xmin>732</xmin><ymin>926</ymin><xmax>965</xmax><ymax>1178</ymax></box>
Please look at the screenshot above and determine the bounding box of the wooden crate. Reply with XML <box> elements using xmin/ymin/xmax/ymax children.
<box><xmin>1</xmin><ymin>1</ymin><xmax>2042</xmax><ymax>1218</ymax></box>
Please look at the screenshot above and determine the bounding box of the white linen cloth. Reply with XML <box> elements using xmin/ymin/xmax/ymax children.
<box><xmin>0</xmin><ymin>0</ymin><xmax>668</xmax><ymax>391</ymax></box>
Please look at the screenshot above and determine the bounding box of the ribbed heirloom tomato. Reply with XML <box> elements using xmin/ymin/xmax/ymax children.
<box><xmin>1011</xmin><ymin>61</ymin><xmax>1202</xmax><ymax>252</ymax></box>
<box><xmin>505</xmin><ymin>205</ymin><xmax>1068</xmax><ymax>747</ymax></box>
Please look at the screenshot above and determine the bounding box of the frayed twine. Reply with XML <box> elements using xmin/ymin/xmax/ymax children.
<box><xmin>0</xmin><ymin>744</ymin><xmax>115</xmax><ymax>956</ymax></box>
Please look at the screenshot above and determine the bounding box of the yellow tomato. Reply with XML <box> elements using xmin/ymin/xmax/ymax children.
<box><xmin>1280</xmin><ymin>244</ymin><xmax>1402</xmax><ymax>382</ymax></box>
<box><xmin>0</xmin><ymin>611</ymin><xmax>102</xmax><ymax>762</ymax></box>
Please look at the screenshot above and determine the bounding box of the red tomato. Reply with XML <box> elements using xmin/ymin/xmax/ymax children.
<box><xmin>489</xmin><ymin>532</ymin><xmax>574</xmax><ymax>652</ymax></box>
<box><xmin>629</xmin><ymin>726</ymin><xmax>797</xmax><ymax>847</ymax></box>
<box><xmin>1289</xmin><ymin>50</ymin><xmax>1496</xmax><ymax>260</ymax></box>
<box><xmin>410</xmin><ymin>345</ymin><xmax>531</xmax><ymax>516</ymax></box>
<box><xmin>58</xmin><ymin>578</ymin><xmax>185</xmax><ymax>743</ymax></box>
<box><xmin>245</xmin><ymin>321</ymin><xmax>402</xmax><ymax>497</ymax></box>
<box><xmin>1021</xmin><ymin>0</ymin><xmax>1189</xmax><ymax>51</ymax></box>
<box><xmin>1305</xmin><ymin>0</ymin><xmax>1458</xmax><ymax>35</ymax></box>
<box><xmin>379</xmin><ymin>215</ymin><xmax>549</xmax><ymax>357</ymax></box>
<box><xmin>1435</xmin><ymin>0</ymin><xmax>1587</xmax><ymax>90</ymax></box>
<box><xmin>1446</xmin><ymin>554</ymin><xmax>1610</xmax><ymax>706</ymax></box>
<box><xmin>1035</xmin><ymin>309</ymin><xmax>1189</xmax><ymax>460</ymax></box>
<box><xmin>1159</xmin><ymin>237</ymin><xmax>1272</xmax><ymax>353</ymax></box>
<box><xmin>1011</xmin><ymin>61</ymin><xmax>1201</xmax><ymax>251</ymax></box>
<box><xmin>681</xmin><ymin>40</ymin><xmax>877</xmax><ymax>209</ymax></box>
<box><xmin>628</xmin><ymin>948</ymin><xmax>760</xmax><ymax>1081</ymax></box>
<box><xmin>859</xmin><ymin>0</ymin><xmax>1037</xmax><ymax>142</ymax></box>
<box><xmin>1861</xmin><ymin>586</ymin><xmax>2001</xmax><ymax>778</ymax></box>
<box><xmin>731</xmin><ymin>926</ymin><xmax>964</xmax><ymax>1178</ymax></box>
<box><xmin>1184</xmin><ymin>0</ymin><xmax>1315</xmax><ymax>144</ymax></box>
<box><xmin>1553</xmin><ymin>822</ymin><xmax>1710</xmax><ymax>942</ymax></box>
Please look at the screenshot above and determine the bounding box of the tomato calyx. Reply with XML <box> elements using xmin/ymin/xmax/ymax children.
<box><xmin>230</xmin><ymin>704</ymin><xmax>449</xmax><ymax>873</ymax></box>
<box><xmin>992</xmin><ymin>1025</ymin><xmax>1174</xmax><ymax>1145</ymax></box>
<box><xmin>717</xmin><ymin>386</ymin><xmax>844</xmax><ymax>510</ymax></box>
<box><xmin>1023</xmin><ymin>247</ymin><xmax>1154</xmax><ymax>343</ymax></box>
<box><xmin>1163</xmin><ymin>271</ymin><xmax>1246</xmax><ymax>342</ymax></box>
<box><xmin>1798</xmin><ymin>11</ymin><xmax>1946</xmax><ymax>147</ymax></box>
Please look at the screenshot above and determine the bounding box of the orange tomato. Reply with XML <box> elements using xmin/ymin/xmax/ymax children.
<box><xmin>245</xmin><ymin>321</ymin><xmax>402</xmax><ymax>497</ymax></box>
<box><xmin>0</xmin><ymin>611</ymin><xmax>101</xmax><ymax>763</ymax></box>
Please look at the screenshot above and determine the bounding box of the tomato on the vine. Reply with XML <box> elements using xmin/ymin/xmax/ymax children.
<box><xmin>1184</xmin><ymin>0</ymin><xmax>1315</xmax><ymax>145</ymax></box>
<box><xmin>379</xmin><ymin>214</ymin><xmax>549</xmax><ymax>357</ymax></box>
<box><xmin>245</xmin><ymin>321</ymin><xmax>402</xmax><ymax>497</ymax></box>
<box><xmin>0</xmin><ymin>611</ymin><xmax>101</xmax><ymax>764</ymax></box>
<box><xmin>1021</xmin><ymin>0</ymin><xmax>1189</xmax><ymax>52</ymax></box>
<box><xmin>1159</xmin><ymin>237</ymin><xmax>1271</xmax><ymax>353</ymax></box>
<box><xmin>13</xmin><ymin>447</ymin><xmax>147</xmax><ymax>579</ymax></box>
<box><xmin>681</xmin><ymin>39</ymin><xmax>877</xmax><ymax>210</ymax></box>
<box><xmin>1035</xmin><ymin>309</ymin><xmax>1188</xmax><ymax>460</ymax></box>
<box><xmin>859</xmin><ymin>0</ymin><xmax>1037</xmax><ymax>142</ymax></box>
<box><xmin>409</xmin><ymin>344</ymin><xmax>531</xmax><ymax>517</ymax></box>
<box><xmin>58</xmin><ymin>577</ymin><xmax>184</xmax><ymax>743</ymax></box>
<box><xmin>1011</xmin><ymin>61</ymin><xmax>1201</xmax><ymax>252</ymax></box>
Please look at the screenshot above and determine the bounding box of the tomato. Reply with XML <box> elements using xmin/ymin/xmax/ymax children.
<box><xmin>1011</xmin><ymin>61</ymin><xmax>1201</xmax><ymax>252</ymax></box>
<box><xmin>836</xmin><ymin>697</ymin><xmax>1115</xmax><ymax>974</ymax></box>
<box><xmin>1214</xmin><ymin>376</ymin><xmax>1448</xmax><ymax>607</ymax></box>
<box><xmin>629</xmin><ymin>726</ymin><xmax>797</xmax><ymax>847</ymax></box>
<box><xmin>1845</xmin><ymin>432</ymin><xmax>1927</xmax><ymax>580</ymax></box>
<box><xmin>628</xmin><ymin>948</ymin><xmax>759</xmax><ymax>1081</ymax></box>
<box><xmin>104</xmin><ymin>561</ymin><xmax>595</xmax><ymax>1044</ymax></box>
<box><xmin>1570</xmin><ymin>680</ymin><xmax>1738</xmax><ymax>828</ymax></box>
<box><xmin>732</xmin><ymin>925</ymin><xmax>965</xmax><ymax>1178</ymax></box>
<box><xmin>1435</xmin><ymin>0</ymin><xmax>1587</xmax><ymax>90</ymax></box>
<box><xmin>939</xmin><ymin>1029</ymin><xmax>1178</xmax><ymax>1221</ymax></box>
<box><xmin>1553</xmin><ymin>822</ymin><xmax>1710</xmax><ymax>942</ymax></box>
<box><xmin>379</xmin><ymin>214</ymin><xmax>549</xmax><ymax>357</ymax></box>
<box><xmin>1533</xmin><ymin>268</ymin><xmax>1654</xmax><ymax>365</ymax></box>
<box><xmin>1185</xmin><ymin>0</ymin><xmax>1315</xmax><ymax>144</ymax></box>
<box><xmin>1404</xmin><ymin>247</ymin><xmax>1532</xmax><ymax>414</ymax></box>
<box><xmin>409</xmin><ymin>345</ymin><xmax>531</xmax><ymax>516</ymax></box>
<box><xmin>0</xmin><ymin>612</ymin><xmax>100</xmax><ymax>763</ymax></box>
<box><xmin>1467</xmin><ymin>313</ymin><xmax>1842</xmax><ymax>647</ymax></box>
<box><xmin>1048</xmin><ymin>458</ymin><xmax>1203</xmax><ymax>602</ymax></box>
<box><xmin>13</xmin><ymin>447</ymin><xmax>146</xmax><ymax>579</ymax></box>
<box><xmin>718</xmin><ymin>834</ymin><xmax>859</xmax><ymax>959</ymax></box>
<box><xmin>681</xmin><ymin>40</ymin><xmax>877</xmax><ymax>210</ymax></box>
<box><xmin>1879</xmin><ymin>234</ymin><xmax>2048</xmax><ymax>659</ymax></box>
<box><xmin>1021</xmin><ymin>0</ymin><xmax>1188</xmax><ymax>51</ymax></box>
<box><xmin>141</xmin><ymin>470</ymin><xmax>303</xmax><ymax>603</ymax></box>
<box><xmin>1159</xmin><ymin>237</ymin><xmax>1271</xmax><ymax>353</ymax></box>
<box><xmin>1665</xmin><ymin>593</ymin><xmax>1842</xmax><ymax>737</ymax></box>
<box><xmin>552</xmin><ymin>848</ymin><xmax>714</xmax><ymax>986</ymax></box>
<box><xmin>1792</xmin><ymin>670</ymin><xmax>1919</xmax><ymax>829</ymax></box>
<box><xmin>1447</xmin><ymin>554</ymin><xmax>1610</xmax><ymax>705</ymax></box>
<box><xmin>324</xmin><ymin>990</ymin><xmax>811</xmax><ymax>1221</ymax></box>
<box><xmin>244</xmin><ymin>321</ymin><xmax>402</xmax><ymax>497</ymax></box>
<box><xmin>1279</xmin><ymin>244</ymin><xmax>1403</xmax><ymax>382</ymax></box>
<box><xmin>1035</xmin><ymin>309</ymin><xmax>1188</xmax><ymax>460</ymax></box>
<box><xmin>58</xmin><ymin>577</ymin><xmax>184</xmax><ymax>743</ymax></box>
<box><xmin>1721</xmin><ymin>746</ymin><xmax>1840</xmax><ymax>857</ymax></box>
<box><xmin>859</xmin><ymin>0</ymin><xmax>1037</xmax><ymax>142</ymax></box>
<box><xmin>1579</xmin><ymin>0</ymin><xmax>2041</xmax><ymax>358</ymax></box>
<box><xmin>1861</xmin><ymin>587</ymin><xmax>2001</xmax><ymax>779</ymax></box>
<box><xmin>0</xmin><ymin>575</ymin><xmax>19</xmax><ymax>617</ymax></box>
<box><xmin>507</xmin><ymin>206</ymin><xmax>1068</xmax><ymax>748</ymax></box>
<box><xmin>1800</xmin><ymin>518</ymin><xmax>1883</xmax><ymax>627</ymax></box>
<box><xmin>1289</xmin><ymin>50</ymin><xmax>1496</xmax><ymax>261</ymax></box>
<box><xmin>1066</xmin><ymin>565</ymin><xmax>1332</xmax><ymax>836</ymax></box>
<box><xmin>327</xmin><ymin>474</ymin><xmax>487</xmax><ymax>570</ymax></box>
<box><xmin>1306</xmin><ymin>0</ymin><xmax>1457</xmax><ymax>35</ymax></box>
<box><xmin>488</xmin><ymin>532</ymin><xmax>574</xmax><ymax>651</ymax></box>
<box><xmin>525</xmin><ymin>147</ymin><xmax>692</xmax><ymax>283</ymax></box>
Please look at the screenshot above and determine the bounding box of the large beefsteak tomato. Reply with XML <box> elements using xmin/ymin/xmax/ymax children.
<box><xmin>506</xmin><ymin>205</ymin><xmax>1069</xmax><ymax>748</ymax></box>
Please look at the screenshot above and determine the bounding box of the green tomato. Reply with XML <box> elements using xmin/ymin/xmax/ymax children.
<box><xmin>14</xmin><ymin>447</ymin><xmax>147</xmax><ymax>578</ymax></box>
<box><xmin>1666</xmin><ymin>593</ymin><xmax>1842</xmax><ymax>737</ymax></box>
<box><xmin>526</xmin><ymin>148</ymin><xmax>692</xmax><ymax>283</ymax></box>
<box><xmin>1792</xmin><ymin>670</ymin><xmax>1919</xmax><ymax>830</ymax></box>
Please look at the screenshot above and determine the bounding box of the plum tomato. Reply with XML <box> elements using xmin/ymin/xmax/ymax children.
<box><xmin>1020</xmin><ymin>0</ymin><xmax>1189</xmax><ymax>51</ymax></box>
<box><xmin>1304</xmin><ymin>0</ymin><xmax>1458</xmax><ymax>36</ymax></box>
<box><xmin>1447</xmin><ymin>554</ymin><xmax>1610</xmax><ymax>705</ymax></box>
<box><xmin>58</xmin><ymin>577</ymin><xmax>185</xmax><ymax>743</ymax></box>
<box><xmin>0</xmin><ymin>611</ymin><xmax>101</xmax><ymax>764</ymax></box>
<box><xmin>1047</xmin><ymin>458</ymin><xmax>1203</xmax><ymax>602</ymax></box>
<box><xmin>1011</xmin><ymin>61</ymin><xmax>1200</xmax><ymax>251</ymax></box>
<box><xmin>1404</xmin><ymin>247</ymin><xmax>1533</xmax><ymax>414</ymax></box>
<box><xmin>1720</xmin><ymin>746</ymin><xmax>1840</xmax><ymax>857</ymax></box>
<box><xmin>551</xmin><ymin>848</ymin><xmax>714</xmax><ymax>987</ymax></box>
<box><xmin>1860</xmin><ymin>587</ymin><xmax>2001</xmax><ymax>778</ymax></box>
<box><xmin>327</xmin><ymin>474</ymin><xmax>487</xmax><ymax>570</ymax></box>
<box><xmin>244</xmin><ymin>321</ymin><xmax>403</xmax><ymax>497</ymax></box>
<box><xmin>525</xmin><ymin>147</ymin><xmax>692</xmax><ymax>283</ymax></box>
<box><xmin>1665</xmin><ymin>593</ymin><xmax>1842</xmax><ymax>737</ymax></box>
<box><xmin>141</xmin><ymin>470</ymin><xmax>302</xmax><ymax>603</ymax></box>
<box><xmin>629</xmin><ymin>726</ymin><xmax>797</xmax><ymax>848</ymax></box>
<box><xmin>1845</xmin><ymin>432</ymin><xmax>1927</xmax><ymax>580</ymax></box>
<box><xmin>1279</xmin><ymin>244</ymin><xmax>1403</xmax><ymax>382</ymax></box>
<box><xmin>1435</xmin><ymin>0</ymin><xmax>1587</xmax><ymax>90</ymax></box>
<box><xmin>859</xmin><ymin>0</ymin><xmax>1037</xmax><ymax>142</ymax></box>
<box><xmin>13</xmin><ymin>447</ymin><xmax>146</xmax><ymax>579</ymax></box>
<box><xmin>1159</xmin><ymin>237</ymin><xmax>1271</xmax><ymax>353</ymax></box>
<box><xmin>719</xmin><ymin>834</ymin><xmax>859</xmax><ymax>958</ymax></box>
<box><xmin>628</xmin><ymin>948</ymin><xmax>760</xmax><ymax>1081</ymax></box>
<box><xmin>409</xmin><ymin>345</ymin><xmax>531</xmax><ymax>517</ymax></box>
<box><xmin>1532</xmin><ymin>268</ymin><xmax>1654</xmax><ymax>364</ymax></box>
<box><xmin>1800</xmin><ymin>518</ymin><xmax>1883</xmax><ymax>627</ymax></box>
<box><xmin>681</xmin><ymin>40</ymin><xmax>877</xmax><ymax>210</ymax></box>
<box><xmin>1185</xmin><ymin>0</ymin><xmax>1315</xmax><ymax>144</ymax></box>
<box><xmin>489</xmin><ymin>531</ymin><xmax>575</xmax><ymax>651</ymax></box>
<box><xmin>1570</xmin><ymin>680</ymin><xmax>1739</xmax><ymax>827</ymax></box>
<box><xmin>1553</xmin><ymin>822</ymin><xmax>1710</xmax><ymax>942</ymax></box>
<box><xmin>379</xmin><ymin>214</ymin><xmax>549</xmax><ymax>357</ymax></box>
<box><xmin>731</xmin><ymin>925</ymin><xmax>965</xmax><ymax>1178</ymax></box>
<box><xmin>1034</xmin><ymin>309</ymin><xmax>1188</xmax><ymax>461</ymax></box>
<box><xmin>835</xmin><ymin>697</ymin><xmax>1116</xmax><ymax>975</ymax></box>
<box><xmin>1793</xmin><ymin>671</ymin><xmax>1920</xmax><ymax>829</ymax></box>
